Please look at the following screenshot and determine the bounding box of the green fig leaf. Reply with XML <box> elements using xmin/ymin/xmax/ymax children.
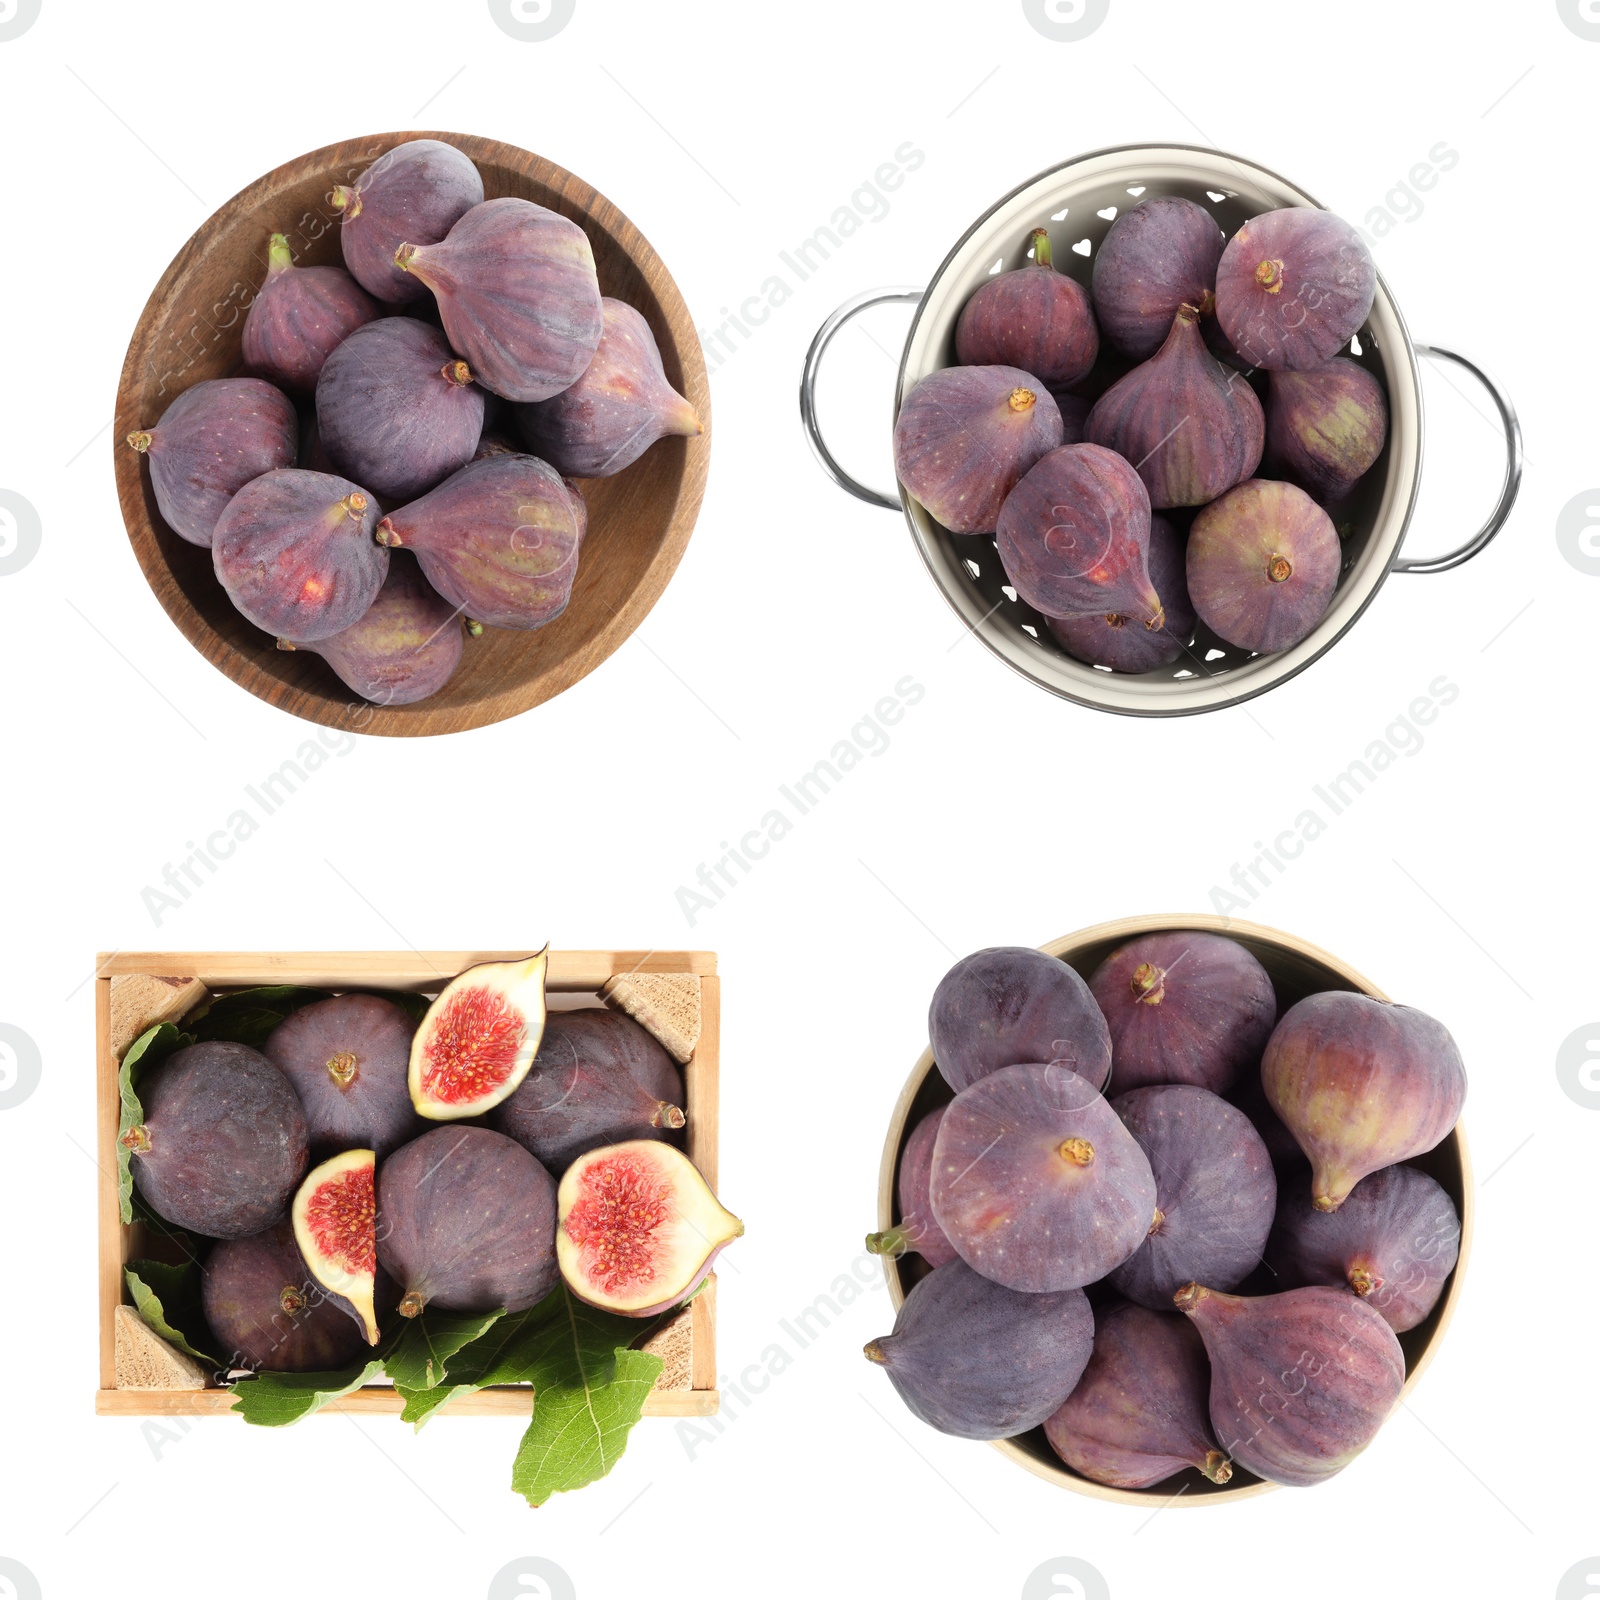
<box><xmin>229</xmin><ymin>1357</ymin><xmax>385</xmax><ymax>1427</ymax></box>
<box><xmin>117</xmin><ymin>1022</ymin><xmax>192</xmax><ymax>1225</ymax></box>
<box><xmin>384</xmin><ymin>1308</ymin><xmax>505</xmax><ymax>1394</ymax></box>
<box><xmin>185</xmin><ymin>985</ymin><xmax>336</xmax><ymax>1048</ymax></box>
<box><xmin>124</xmin><ymin>1259</ymin><xmax>217</xmax><ymax>1365</ymax></box>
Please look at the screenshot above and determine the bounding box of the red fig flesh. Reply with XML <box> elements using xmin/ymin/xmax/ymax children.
<box><xmin>1261</xmin><ymin>992</ymin><xmax>1467</xmax><ymax>1213</ymax></box>
<box><xmin>396</xmin><ymin>197</ymin><xmax>603</xmax><ymax>402</ymax></box>
<box><xmin>376</xmin><ymin>456</ymin><xmax>584</xmax><ymax>631</ymax></box>
<box><xmin>291</xmin><ymin>1148</ymin><xmax>379</xmax><ymax>1344</ymax></box>
<box><xmin>1215</xmin><ymin>208</ymin><xmax>1376</xmax><ymax>372</ymax></box>
<box><xmin>864</xmin><ymin>1258</ymin><xmax>1092</xmax><ymax>1440</ymax></box>
<box><xmin>409</xmin><ymin>951</ymin><xmax>548</xmax><ymax>1120</ymax></box>
<box><xmin>126</xmin><ymin>378</ymin><xmax>297</xmax><ymax>547</ymax></box>
<box><xmin>1086</xmin><ymin>303</ymin><xmax>1264</xmax><ymax>509</ymax></box>
<box><xmin>514</xmin><ymin>298</ymin><xmax>701</xmax><ymax>477</ymax></box>
<box><xmin>1267</xmin><ymin>357</ymin><xmax>1389</xmax><ymax>501</ymax></box>
<box><xmin>557</xmin><ymin>1141</ymin><xmax>742</xmax><ymax>1317</ymax></box>
<box><xmin>1044</xmin><ymin>1302</ymin><xmax>1231</xmax><ymax>1487</ymax></box>
<box><xmin>893</xmin><ymin>366</ymin><xmax>1064</xmax><ymax>535</ymax></box>
<box><xmin>1091</xmin><ymin>196</ymin><xmax>1227</xmax><ymax>360</ymax></box>
<box><xmin>242</xmin><ymin>234</ymin><xmax>379</xmax><ymax>392</ymax></box>
<box><xmin>866</xmin><ymin>1106</ymin><xmax>959</xmax><ymax>1267</ymax></box>
<box><xmin>1175</xmin><ymin>1282</ymin><xmax>1405</xmax><ymax>1486</ymax></box>
<box><xmin>1186</xmin><ymin>478</ymin><xmax>1340</xmax><ymax>653</ymax></box>
<box><xmin>954</xmin><ymin>229</ymin><xmax>1098</xmax><ymax>388</ymax></box>
<box><xmin>212</xmin><ymin>467</ymin><xmax>387</xmax><ymax>642</ymax></box>
<box><xmin>930</xmin><ymin>1062</ymin><xmax>1157</xmax><ymax>1293</ymax></box>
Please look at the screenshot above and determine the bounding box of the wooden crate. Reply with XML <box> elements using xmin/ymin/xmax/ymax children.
<box><xmin>95</xmin><ymin>949</ymin><xmax>721</xmax><ymax>1418</ymax></box>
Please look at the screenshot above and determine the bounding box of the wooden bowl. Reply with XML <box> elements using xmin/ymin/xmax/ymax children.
<box><xmin>876</xmin><ymin>913</ymin><xmax>1473</xmax><ymax>1506</ymax></box>
<box><xmin>114</xmin><ymin>132</ymin><xmax>710</xmax><ymax>737</ymax></box>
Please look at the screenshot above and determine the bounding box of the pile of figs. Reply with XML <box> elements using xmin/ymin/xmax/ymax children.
<box><xmin>865</xmin><ymin>933</ymin><xmax>1466</xmax><ymax>1491</ymax></box>
<box><xmin>894</xmin><ymin>198</ymin><xmax>1388</xmax><ymax>669</ymax></box>
<box><xmin>127</xmin><ymin>138</ymin><xmax>702</xmax><ymax>708</ymax></box>
<box><xmin>122</xmin><ymin>952</ymin><xmax>741</xmax><ymax>1373</ymax></box>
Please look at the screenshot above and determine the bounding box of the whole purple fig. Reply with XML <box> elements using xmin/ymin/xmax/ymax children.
<box><xmin>277</xmin><ymin>550</ymin><xmax>465</xmax><ymax>706</ymax></box>
<box><xmin>396</xmin><ymin>197</ymin><xmax>603</xmax><ymax>403</ymax></box>
<box><xmin>241</xmin><ymin>234</ymin><xmax>379</xmax><ymax>392</ymax></box>
<box><xmin>864</xmin><ymin>1257</ymin><xmax>1092</xmax><ymax>1440</ymax></box>
<box><xmin>1044</xmin><ymin>1302</ymin><xmax>1232</xmax><ymax>1487</ymax></box>
<box><xmin>1086</xmin><ymin>303</ymin><xmax>1264</xmax><ymax>509</ymax></box>
<box><xmin>1267</xmin><ymin>357</ymin><xmax>1389</xmax><ymax>501</ymax></box>
<box><xmin>954</xmin><ymin>229</ymin><xmax>1098</xmax><ymax>388</ymax></box>
<box><xmin>375</xmin><ymin>455</ymin><xmax>583</xmax><ymax>631</ymax></box>
<box><xmin>1215</xmin><ymin>208</ymin><xmax>1376</xmax><ymax>371</ymax></box>
<box><xmin>331</xmin><ymin>139</ymin><xmax>485</xmax><ymax>304</ymax></box>
<box><xmin>929</xmin><ymin>946</ymin><xmax>1111</xmax><ymax>1094</ymax></box>
<box><xmin>1175</xmin><ymin>1281</ymin><xmax>1405</xmax><ymax>1486</ymax></box>
<box><xmin>893</xmin><ymin>367</ymin><xmax>1064</xmax><ymax>534</ymax></box>
<box><xmin>126</xmin><ymin>378</ymin><xmax>297</xmax><ymax>547</ymax></box>
<box><xmin>515</xmin><ymin>298</ymin><xmax>702</xmax><ymax>477</ymax></box>
<box><xmin>1187</xmin><ymin>478</ymin><xmax>1340</xmax><ymax>653</ymax></box>
<box><xmin>213</xmin><ymin>467</ymin><xmax>387</xmax><ymax>642</ymax></box>
<box><xmin>1261</xmin><ymin>991</ymin><xmax>1467</xmax><ymax>1214</ymax></box>
<box><xmin>1267</xmin><ymin>1164</ymin><xmax>1460</xmax><ymax>1333</ymax></box>
<box><xmin>315</xmin><ymin>317</ymin><xmax>485</xmax><ymax>502</ymax></box>
<box><xmin>996</xmin><ymin>444</ymin><xmax>1163</xmax><ymax>626</ymax></box>
<box><xmin>1091</xmin><ymin>931</ymin><xmax>1277</xmax><ymax>1096</ymax></box>
<box><xmin>930</xmin><ymin>1062</ymin><xmax>1157</xmax><ymax>1293</ymax></box>
<box><xmin>1091</xmin><ymin>196</ymin><xmax>1226</xmax><ymax>360</ymax></box>
<box><xmin>1047</xmin><ymin>512</ymin><xmax>1195</xmax><ymax>673</ymax></box>
<box><xmin>866</xmin><ymin>1106</ymin><xmax>959</xmax><ymax>1267</ymax></box>
<box><xmin>1108</xmin><ymin>1086</ymin><xmax>1276</xmax><ymax>1310</ymax></box>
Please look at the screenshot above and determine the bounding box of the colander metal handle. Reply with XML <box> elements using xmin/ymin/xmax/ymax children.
<box><xmin>800</xmin><ymin>287</ymin><xmax>924</xmax><ymax>510</ymax></box>
<box><xmin>1394</xmin><ymin>345</ymin><xmax>1523</xmax><ymax>574</ymax></box>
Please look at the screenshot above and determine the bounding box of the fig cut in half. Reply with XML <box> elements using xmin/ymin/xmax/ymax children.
<box><xmin>290</xmin><ymin>1148</ymin><xmax>379</xmax><ymax>1344</ymax></box>
<box><xmin>556</xmin><ymin>1140</ymin><xmax>743</xmax><ymax>1318</ymax></box>
<box><xmin>409</xmin><ymin>950</ymin><xmax>548</xmax><ymax>1120</ymax></box>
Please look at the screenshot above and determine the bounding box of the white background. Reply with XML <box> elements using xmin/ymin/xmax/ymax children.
<box><xmin>1</xmin><ymin>1</ymin><xmax>1596</xmax><ymax>1597</ymax></box>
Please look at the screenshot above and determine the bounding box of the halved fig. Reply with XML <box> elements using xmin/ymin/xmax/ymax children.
<box><xmin>290</xmin><ymin>1148</ymin><xmax>379</xmax><ymax>1344</ymax></box>
<box><xmin>556</xmin><ymin>1140</ymin><xmax>743</xmax><ymax>1317</ymax></box>
<box><xmin>409</xmin><ymin>950</ymin><xmax>548</xmax><ymax>1119</ymax></box>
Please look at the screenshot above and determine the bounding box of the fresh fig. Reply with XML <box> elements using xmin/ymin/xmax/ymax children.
<box><xmin>996</xmin><ymin>443</ymin><xmax>1163</xmax><ymax>626</ymax></box>
<box><xmin>126</xmin><ymin>378</ymin><xmax>297</xmax><ymax>547</ymax></box>
<box><xmin>1046</xmin><ymin>511</ymin><xmax>1195</xmax><ymax>673</ymax></box>
<box><xmin>396</xmin><ymin>197</ymin><xmax>604</xmax><ymax>402</ymax></box>
<box><xmin>954</xmin><ymin>229</ymin><xmax>1098</xmax><ymax>389</ymax></box>
<box><xmin>1267</xmin><ymin>1164</ymin><xmax>1460</xmax><ymax>1332</ymax></box>
<box><xmin>1086</xmin><ymin>303</ymin><xmax>1264</xmax><ymax>509</ymax></box>
<box><xmin>202</xmin><ymin>1223</ymin><xmax>366</xmax><ymax>1372</ymax></box>
<box><xmin>122</xmin><ymin>1041</ymin><xmax>308</xmax><ymax>1239</ymax></box>
<box><xmin>262</xmin><ymin>993</ymin><xmax>421</xmax><ymax>1157</ymax></box>
<box><xmin>1108</xmin><ymin>1086</ymin><xmax>1276</xmax><ymax>1310</ymax></box>
<box><xmin>1044</xmin><ymin>1301</ymin><xmax>1231</xmax><ymax>1487</ymax></box>
<box><xmin>291</xmin><ymin>1148</ymin><xmax>379</xmax><ymax>1343</ymax></box>
<box><xmin>1214</xmin><ymin>208</ymin><xmax>1377</xmax><ymax>372</ymax></box>
<box><xmin>212</xmin><ymin>467</ymin><xmax>387</xmax><ymax>642</ymax></box>
<box><xmin>1175</xmin><ymin>1281</ymin><xmax>1405</xmax><ymax>1486</ymax></box>
<box><xmin>865</xmin><ymin>1106</ymin><xmax>959</xmax><ymax>1267</ymax></box>
<box><xmin>408</xmin><ymin>951</ymin><xmax>548</xmax><ymax>1120</ymax></box>
<box><xmin>929</xmin><ymin>945</ymin><xmax>1111</xmax><ymax>1093</ymax></box>
<box><xmin>556</xmin><ymin>1140</ymin><xmax>743</xmax><ymax>1317</ymax></box>
<box><xmin>1186</xmin><ymin>478</ymin><xmax>1340</xmax><ymax>653</ymax></box>
<box><xmin>1261</xmin><ymin>992</ymin><xmax>1467</xmax><ymax>1213</ymax></box>
<box><xmin>929</xmin><ymin>1062</ymin><xmax>1157</xmax><ymax>1293</ymax></box>
<box><xmin>1267</xmin><ymin>357</ymin><xmax>1389</xmax><ymax>501</ymax></box>
<box><xmin>331</xmin><ymin>138</ymin><xmax>485</xmax><ymax>304</ymax></box>
<box><xmin>514</xmin><ymin>298</ymin><xmax>701</xmax><ymax>477</ymax></box>
<box><xmin>378</xmin><ymin>1126</ymin><xmax>558</xmax><ymax>1317</ymax></box>
<box><xmin>1091</xmin><ymin>931</ymin><xmax>1277</xmax><ymax>1096</ymax></box>
<box><xmin>276</xmin><ymin>550</ymin><xmax>465</xmax><ymax>707</ymax></box>
<box><xmin>315</xmin><ymin>317</ymin><xmax>486</xmax><ymax>501</ymax></box>
<box><xmin>375</xmin><ymin>456</ymin><xmax>583</xmax><ymax>631</ymax></box>
<box><xmin>1091</xmin><ymin>196</ymin><xmax>1227</xmax><ymax>360</ymax></box>
<box><xmin>491</xmin><ymin>1008</ymin><xmax>686</xmax><ymax>1174</ymax></box>
<box><xmin>864</xmin><ymin>1257</ymin><xmax>1092</xmax><ymax>1441</ymax></box>
<box><xmin>892</xmin><ymin>367</ymin><xmax>1064</xmax><ymax>534</ymax></box>
<box><xmin>241</xmin><ymin>233</ymin><xmax>379</xmax><ymax>392</ymax></box>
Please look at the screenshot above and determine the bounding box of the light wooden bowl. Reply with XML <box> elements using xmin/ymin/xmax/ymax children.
<box><xmin>114</xmin><ymin>132</ymin><xmax>710</xmax><ymax>737</ymax></box>
<box><xmin>876</xmin><ymin>913</ymin><xmax>1473</xmax><ymax>1506</ymax></box>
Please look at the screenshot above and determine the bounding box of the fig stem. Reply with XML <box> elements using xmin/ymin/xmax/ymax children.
<box><xmin>1131</xmin><ymin>961</ymin><xmax>1166</xmax><ymax>1005</ymax></box>
<box><xmin>326</xmin><ymin>1052</ymin><xmax>358</xmax><ymax>1089</ymax></box>
<box><xmin>865</xmin><ymin>1226</ymin><xmax>910</xmax><ymax>1259</ymax></box>
<box><xmin>394</xmin><ymin>241</ymin><xmax>421</xmax><ymax>275</ymax></box>
<box><xmin>266</xmin><ymin>232</ymin><xmax>295</xmax><ymax>275</ymax></box>
<box><xmin>1267</xmin><ymin>554</ymin><xmax>1293</xmax><ymax>583</ymax></box>
<box><xmin>328</xmin><ymin>184</ymin><xmax>361</xmax><ymax>220</ymax></box>
<box><xmin>1348</xmin><ymin>1265</ymin><xmax>1380</xmax><ymax>1296</ymax></box>
<box><xmin>126</xmin><ymin>430</ymin><xmax>153</xmax><ymax>454</ymax></box>
<box><xmin>1255</xmin><ymin>258</ymin><xmax>1285</xmax><ymax>294</ymax></box>
<box><xmin>336</xmin><ymin>493</ymin><xmax>368</xmax><ymax>525</ymax></box>
<box><xmin>465</xmin><ymin>618</ymin><xmax>484</xmax><ymax>637</ymax></box>
<box><xmin>1007</xmin><ymin>387</ymin><xmax>1038</xmax><ymax>413</ymax></box>
<box><xmin>275</xmin><ymin>638</ymin><xmax>298</xmax><ymax>653</ymax></box>
<box><xmin>1029</xmin><ymin>227</ymin><xmax>1054</xmax><ymax>270</ymax></box>
<box><xmin>863</xmin><ymin>1338</ymin><xmax>889</xmax><ymax>1365</ymax></box>
<box><xmin>120</xmin><ymin>1124</ymin><xmax>151</xmax><ymax>1155</ymax></box>
<box><xmin>1058</xmin><ymin>1137</ymin><xmax>1094</xmax><ymax>1167</ymax></box>
<box><xmin>398</xmin><ymin>1291</ymin><xmax>426</xmax><ymax>1318</ymax></box>
<box><xmin>442</xmin><ymin>360</ymin><xmax>474</xmax><ymax>388</ymax></box>
<box><xmin>1148</xmin><ymin>1207</ymin><xmax>1165</xmax><ymax>1236</ymax></box>
<box><xmin>1172</xmin><ymin>1281</ymin><xmax>1206</xmax><ymax>1315</ymax></box>
<box><xmin>279</xmin><ymin>1285</ymin><xmax>307</xmax><ymax>1315</ymax></box>
<box><xmin>375</xmin><ymin>517</ymin><xmax>401</xmax><ymax>547</ymax></box>
<box><xmin>1201</xmin><ymin>1450</ymin><xmax>1233</xmax><ymax>1484</ymax></box>
<box><xmin>654</xmin><ymin>1102</ymin><xmax>687</xmax><ymax>1130</ymax></box>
